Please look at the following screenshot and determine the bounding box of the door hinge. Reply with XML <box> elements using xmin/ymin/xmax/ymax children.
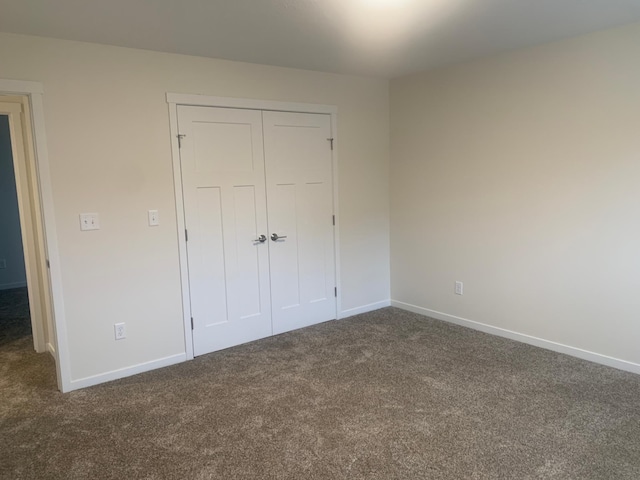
<box><xmin>332</xmin><ymin>215</ymin><xmax>335</xmax><ymax>226</ymax></box>
<box><xmin>191</xmin><ymin>317</ymin><xmax>194</xmax><ymax>330</ymax></box>
<box><xmin>46</xmin><ymin>259</ymin><xmax>50</xmax><ymax>269</ymax></box>
<box><xmin>334</xmin><ymin>287</ymin><xmax>337</xmax><ymax>297</ymax></box>
<box><xmin>177</xmin><ymin>134</ymin><xmax>186</xmax><ymax>148</ymax></box>
<box><xmin>327</xmin><ymin>138</ymin><xmax>334</xmax><ymax>150</ymax></box>
<box><xmin>185</xmin><ymin>229</ymin><xmax>189</xmax><ymax>242</ymax></box>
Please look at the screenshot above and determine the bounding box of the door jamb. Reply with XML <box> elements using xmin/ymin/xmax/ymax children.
<box><xmin>0</xmin><ymin>79</ymin><xmax>69</xmax><ymax>393</ymax></box>
<box><xmin>166</xmin><ymin>93</ymin><xmax>341</xmax><ymax>361</ymax></box>
<box><xmin>0</xmin><ymin>99</ymin><xmax>48</xmax><ymax>352</ymax></box>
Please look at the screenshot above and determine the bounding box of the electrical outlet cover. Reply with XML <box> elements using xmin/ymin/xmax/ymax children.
<box><xmin>114</xmin><ymin>323</ymin><xmax>126</xmax><ymax>340</ymax></box>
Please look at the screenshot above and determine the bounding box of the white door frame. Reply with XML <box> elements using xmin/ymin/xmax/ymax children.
<box><xmin>166</xmin><ymin>93</ymin><xmax>341</xmax><ymax>360</ymax></box>
<box><xmin>0</xmin><ymin>79</ymin><xmax>69</xmax><ymax>393</ymax></box>
<box><xmin>0</xmin><ymin>99</ymin><xmax>49</xmax><ymax>351</ymax></box>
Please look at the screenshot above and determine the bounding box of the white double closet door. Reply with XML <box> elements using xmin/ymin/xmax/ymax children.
<box><xmin>178</xmin><ymin>106</ymin><xmax>336</xmax><ymax>356</ymax></box>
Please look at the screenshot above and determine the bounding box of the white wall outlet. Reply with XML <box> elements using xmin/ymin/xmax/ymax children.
<box><xmin>148</xmin><ymin>209</ymin><xmax>159</xmax><ymax>226</ymax></box>
<box><xmin>79</xmin><ymin>213</ymin><xmax>100</xmax><ymax>231</ymax></box>
<box><xmin>0</xmin><ymin>259</ymin><xmax>6</xmax><ymax>269</ymax></box>
<box><xmin>114</xmin><ymin>322</ymin><xmax>126</xmax><ymax>340</ymax></box>
<box><xmin>455</xmin><ymin>281</ymin><xmax>464</xmax><ymax>295</ymax></box>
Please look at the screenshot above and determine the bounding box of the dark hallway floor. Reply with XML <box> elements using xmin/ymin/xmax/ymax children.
<box><xmin>0</xmin><ymin>287</ymin><xmax>31</xmax><ymax>346</ymax></box>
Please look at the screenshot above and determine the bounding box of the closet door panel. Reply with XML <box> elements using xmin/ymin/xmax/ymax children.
<box><xmin>263</xmin><ymin>111</ymin><xmax>337</xmax><ymax>335</ymax></box>
<box><xmin>178</xmin><ymin>106</ymin><xmax>272</xmax><ymax>356</ymax></box>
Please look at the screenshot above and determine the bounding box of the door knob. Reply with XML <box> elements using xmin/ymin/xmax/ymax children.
<box><xmin>254</xmin><ymin>234</ymin><xmax>267</xmax><ymax>243</ymax></box>
<box><xmin>270</xmin><ymin>233</ymin><xmax>287</xmax><ymax>241</ymax></box>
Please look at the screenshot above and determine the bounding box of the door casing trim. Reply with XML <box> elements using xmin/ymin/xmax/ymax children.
<box><xmin>166</xmin><ymin>93</ymin><xmax>341</xmax><ymax>360</ymax></box>
<box><xmin>0</xmin><ymin>79</ymin><xmax>69</xmax><ymax>392</ymax></box>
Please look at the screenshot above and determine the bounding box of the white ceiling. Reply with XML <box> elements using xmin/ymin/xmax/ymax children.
<box><xmin>1</xmin><ymin>0</ymin><xmax>640</xmax><ymax>78</ymax></box>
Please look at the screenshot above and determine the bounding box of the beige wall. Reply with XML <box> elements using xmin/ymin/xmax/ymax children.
<box><xmin>390</xmin><ymin>22</ymin><xmax>640</xmax><ymax>365</ymax></box>
<box><xmin>0</xmin><ymin>33</ymin><xmax>390</xmax><ymax>383</ymax></box>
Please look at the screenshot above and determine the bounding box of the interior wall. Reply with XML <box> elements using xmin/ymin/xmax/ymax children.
<box><xmin>390</xmin><ymin>22</ymin><xmax>640</xmax><ymax>366</ymax></box>
<box><xmin>0</xmin><ymin>115</ymin><xmax>27</xmax><ymax>290</ymax></box>
<box><xmin>0</xmin><ymin>32</ymin><xmax>390</xmax><ymax>384</ymax></box>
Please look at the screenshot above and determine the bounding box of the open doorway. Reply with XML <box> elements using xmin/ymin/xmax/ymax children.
<box><xmin>0</xmin><ymin>81</ymin><xmax>68</xmax><ymax>392</ymax></box>
<box><xmin>0</xmin><ymin>113</ymin><xmax>32</xmax><ymax>345</ymax></box>
<box><xmin>0</xmin><ymin>94</ymin><xmax>57</xmax><ymax>381</ymax></box>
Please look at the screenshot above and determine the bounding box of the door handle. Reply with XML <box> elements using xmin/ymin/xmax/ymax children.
<box><xmin>254</xmin><ymin>234</ymin><xmax>267</xmax><ymax>243</ymax></box>
<box><xmin>270</xmin><ymin>233</ymin><xmax>287</xmax><ymax>241</ymax></box>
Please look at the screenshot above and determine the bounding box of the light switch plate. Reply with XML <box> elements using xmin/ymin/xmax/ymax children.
<box><xmin>79</xmin><ymin>213</ymin><xmax>100</xmax><ymax>231</ymax></box>
<box><xmin>148</xmin><ymin>210</ymin><xmax>159</xmax><ymax>226</ymax></box>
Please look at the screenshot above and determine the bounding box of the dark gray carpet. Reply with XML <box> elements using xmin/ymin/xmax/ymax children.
<box><xmin>0</xmin><ymin>287</ymin><xmax>31</xmax><ymax>346</ymax></box>
<box><xmin>2</xmin><ymin>307</ymin><xmax>640</xmax><ymax>479</ymax></box>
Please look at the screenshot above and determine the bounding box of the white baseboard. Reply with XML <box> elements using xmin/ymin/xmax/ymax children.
<box><xmin>68</xmin><ymin>353</ymin><xmax>187</xmax><ymax>392</ymax></box>
<box><xmin>46</xmin><ymin>342</ymin><xmax>56</xmax><ymax>358</ymax></box>
<box><xmin>65</xmin><ymin>302</ymin><xmax>391</xmax><ymax>392</ymax></box>
<box><xmin>0</xmin><ymin>281</ymin><xmax>28</xmax><ymax>290</ymax></box>
<box><xmin>391</xmin><ymin>300</ymin><xmax>640</xmax><ymax>376</ymax></box>
<box><xmin>339</xmin><ymin>300</ymin><xmax>390</xmax><ymax>320</ymax></box>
